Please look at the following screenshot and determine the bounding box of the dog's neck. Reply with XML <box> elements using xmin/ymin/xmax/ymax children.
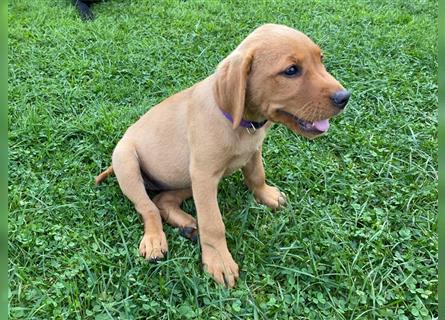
<box><xmin>243</xmin><ymin>109</ymin><xmax>267</xmax><ymax>123</ymax></box>
<box><xmin>243</xmin><ymin>100</ymin><xmax>267</xmax><ymax>123</ymax></box>
<box><xmin>221</xmin><ymin>109</ymin><xmax>267</xmax><ymax>129</ymax></box>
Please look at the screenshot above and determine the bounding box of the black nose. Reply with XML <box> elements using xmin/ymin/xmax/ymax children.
<box><xmin>330</xmin><ymin>90</ymin><xmax>351</xmax><ymax>109</ymax></box>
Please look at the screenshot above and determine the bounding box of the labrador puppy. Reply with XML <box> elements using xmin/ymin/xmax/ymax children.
<box><xmin>96</xmin><ymin>24</ymin><xmax>350</xmax><ymax>287</ymax></box>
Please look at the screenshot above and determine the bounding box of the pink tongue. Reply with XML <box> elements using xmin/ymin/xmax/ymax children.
<box><xmin>312</xmin><ymin>119</ymin><xmax>330</xmax><ymax>132</ymax></box>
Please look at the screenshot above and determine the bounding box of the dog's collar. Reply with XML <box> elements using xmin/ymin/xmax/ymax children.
<box><xmin>220</xmin><ymin>110</ymin><xmax>267</xmax><ymax>130</ymax></box>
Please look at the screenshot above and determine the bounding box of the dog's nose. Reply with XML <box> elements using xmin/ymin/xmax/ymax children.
<box><xmin>330</xmin><ymin>90</ymin><xmax>351</xmax><ymax>109</ymax></box>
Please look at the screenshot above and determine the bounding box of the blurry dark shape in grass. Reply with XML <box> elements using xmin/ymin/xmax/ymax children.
<box><xmin>72</xmin><ymin>0</ymin><xmax>103</xmax><ymax>20</ymax></box>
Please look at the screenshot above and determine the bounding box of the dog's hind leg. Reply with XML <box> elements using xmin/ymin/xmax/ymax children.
<box><xmin>153</xmin><ymin>189</ymin><xmax>198</xmax><ymax>242</ymax></box>
<box><xmin>112</xmin><ymin>142</ymin><xmax>168</xmax><ymax>262</ymax></box>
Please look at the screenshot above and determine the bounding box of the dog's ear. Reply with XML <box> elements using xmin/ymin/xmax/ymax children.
<box><xmin>214</xmin><ymin>51</ymin><xmax>253</xmax><ymax>129</ymax></box>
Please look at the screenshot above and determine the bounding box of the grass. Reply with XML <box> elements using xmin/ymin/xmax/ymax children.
<box><xmin>8</xmin><ymin>0</ymin><xmax>438</xmax><ymax>319</ymax></box>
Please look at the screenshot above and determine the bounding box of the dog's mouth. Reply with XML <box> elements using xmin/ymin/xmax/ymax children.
<box><xmin>277</xmin><ymin>110</ymin><xmax>330</xmax><ymax>135</ymax></box>
<box><xmin>294</xmin><ymin>117</ymin><xmax>330</xmax><ymax>133</ymax></box>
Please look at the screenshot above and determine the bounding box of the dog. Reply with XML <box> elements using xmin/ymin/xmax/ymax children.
<box><xmin>96</xmin><ymin>24</ymin><xmax>350</xmax><ymax>287</ymax></box>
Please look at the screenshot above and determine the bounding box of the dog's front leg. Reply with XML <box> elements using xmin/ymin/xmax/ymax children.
<box><xmin>242</xmin><ymin>147</ymin><xmax>286</xmax><ymax>209</ymax></box>
<box><xmin>190</xmin><ymin>165</ymin><xmax>239</xmax><ymax>288</ymax></box>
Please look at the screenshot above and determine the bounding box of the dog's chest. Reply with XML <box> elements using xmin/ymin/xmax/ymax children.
<box><xmin>224</xmin><ymin>130</ymin><xmax>265</xmax><ymax>175</ymax></box>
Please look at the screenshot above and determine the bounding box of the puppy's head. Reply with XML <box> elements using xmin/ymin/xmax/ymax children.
<box><xmin>214</xmin><ymin>24</ymin><xmax>350</xmax><ymax>138</ymax></box>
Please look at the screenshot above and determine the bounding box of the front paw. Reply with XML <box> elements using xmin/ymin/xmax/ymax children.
<box><xmin>254</xmin><ymin>185</ymin><xmax>286</xmax><ymax>209</ymax></box>
<box><xmin>202</xmin><ymin>246</ymin><xmax>239</xmax><ymax>288</ymax></box>
<box><xmin>139</xmin><ymin>232</ymin><xmax>168</xmax><ymax>262</ymax></box>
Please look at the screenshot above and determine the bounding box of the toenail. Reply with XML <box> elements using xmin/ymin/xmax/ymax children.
<box><xmin>149</xmin><ymin>256</ymin><xmax>162</xmax><ymax>263</ymax></box>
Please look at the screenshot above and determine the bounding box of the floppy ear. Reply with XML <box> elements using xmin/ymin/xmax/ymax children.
<box><xmin>214</xmin><ymin>51</ymin><xmax>253</xmax><ymax>129</ymax></box>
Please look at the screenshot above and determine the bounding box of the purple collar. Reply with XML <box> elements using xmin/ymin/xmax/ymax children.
<box><xmin>221</xmin><ymin>110</ymin><xmax>267</xmax><ymax>129</ymax></box>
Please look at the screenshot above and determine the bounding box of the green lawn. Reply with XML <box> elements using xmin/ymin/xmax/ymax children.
<box><xmin>8</xmin><ymin>0</ymin><xmax>438</xmax><ymax>319</ymax></box>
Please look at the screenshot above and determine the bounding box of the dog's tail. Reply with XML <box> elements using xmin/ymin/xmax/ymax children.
<box><xmin>95</xmin><ymin>165</ymin><xmax>114</xmax><ymax>185</ymax></box>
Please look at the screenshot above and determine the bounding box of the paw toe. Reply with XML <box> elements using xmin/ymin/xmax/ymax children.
<box><xmin>139</xmin><ymin>233</ymin><xmax>168</xmax><ymax>262</ymax></box>
<box><xmin>179</xmin><ymin>226</ymin><xmax>198</xmax><ymax>242</ymax></box>
<box><xmin>255</xmin><ymin>186</ymin><xmax>287</xmax><ymax>209</ymax></box>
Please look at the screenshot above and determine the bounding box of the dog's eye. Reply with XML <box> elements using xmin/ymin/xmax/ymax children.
<box><xmin>283</xmin><ymin>65</ymin><xmax>301</xmax><ymax>77</ymax></box>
